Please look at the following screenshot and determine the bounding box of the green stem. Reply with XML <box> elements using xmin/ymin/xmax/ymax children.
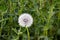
<box><xmin>43</xmin><ymin>27</ymin><xmax>48</xmax><ymax>36</ymax></box>
<box><xmin>45</xmin><ymin>29</ymin><xmax>48</xmax><ymax>36</ymax></box>
<box><xmin>0</xmin><ymin>12</ymin><xmax>3</xmax><ymax>36</ymax></box>
<box><xmin>26</xmin><ymin>26</ymin><xmax>30</xmax><ymax>40</ymax></box>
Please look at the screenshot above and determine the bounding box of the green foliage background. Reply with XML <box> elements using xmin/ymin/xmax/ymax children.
<box><xmin>0</xmin><ymin>0</ymin><xmax>60</xmax><ymax>40</ymax></box>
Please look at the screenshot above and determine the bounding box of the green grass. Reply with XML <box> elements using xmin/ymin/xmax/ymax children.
<box><xmin>0</xmin><ymin>0</ymin><xmax>60</xmax><ymax>40</ymax></box>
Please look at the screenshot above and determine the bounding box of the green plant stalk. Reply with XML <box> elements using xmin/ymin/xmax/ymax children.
<box><xmin>0</xmin><ymin>12</ymin><xmax>3</xmax><ymax>36</ymax></box>
<box><xmin>45</xmin><ymin>30</ymin><xmax>48</xmax><ymax>36</ymax></box>
<box><xmin>43</xmin><ymin>27</ymin><xmax>48</xmax><ymax>36</ymax></box>
<box><xmin>26</xmin><ymin>26</ymin><xmax>30</xmax><ymax>40</ymax></box>
<box><xmin>44</xmin><ymin>4</ymin><xmax>54</xmax><ymax>37</ymax></box>
<box><xmin>49</xmin><ymin>5</ymin><xmax>54</xmax><ymax>40</ymax></box>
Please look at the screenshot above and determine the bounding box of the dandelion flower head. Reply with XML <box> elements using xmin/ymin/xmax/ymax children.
<box><xmin>18</xmin><ymin>13</ymin><xmax>33</xmax><ymax>27</ymax></box>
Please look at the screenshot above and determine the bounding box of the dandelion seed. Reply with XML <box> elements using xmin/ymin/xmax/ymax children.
<box><xmin>18</xmin><ymin>13</ymin><xmax>33</xmax><ymax>27</ymax></box>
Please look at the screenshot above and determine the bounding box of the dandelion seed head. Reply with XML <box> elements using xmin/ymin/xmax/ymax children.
<box><xmin>18</xmin><ymin>13</ymin><xmax>33</xmax><ymax>27</ymax></box>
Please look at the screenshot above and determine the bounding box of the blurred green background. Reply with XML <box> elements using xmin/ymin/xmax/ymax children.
<box><xmin>0</xmin><ymin>0</ymin><xmax>60</xmax><ymax>40</ymax></box>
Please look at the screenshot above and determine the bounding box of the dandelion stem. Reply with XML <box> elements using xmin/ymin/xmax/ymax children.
<box><xmin>26</xmin><ymin>26</ymin><xmax>30</xmax><ymax>40</ymax></box>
